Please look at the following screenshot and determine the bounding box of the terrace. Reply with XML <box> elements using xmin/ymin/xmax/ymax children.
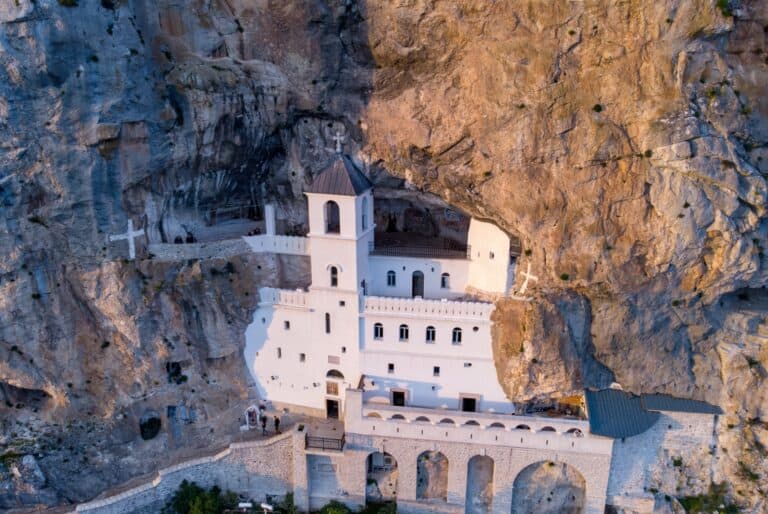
<box><xmin>369</xmin><ymin>233</ymin><xmax>470</xmax><ymax>260</ymax></box>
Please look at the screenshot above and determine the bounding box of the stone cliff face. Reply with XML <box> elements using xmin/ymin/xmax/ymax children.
<box><xmin>1</xmin><ymin>0</ymin><xmax>767</xmax><ymax>510</ymax></box>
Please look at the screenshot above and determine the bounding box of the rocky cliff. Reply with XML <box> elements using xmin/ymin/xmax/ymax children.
<box><xmin>1</xmin><ymin>0</ymin><xmax>767</xmax><ymax>511</ymax></box>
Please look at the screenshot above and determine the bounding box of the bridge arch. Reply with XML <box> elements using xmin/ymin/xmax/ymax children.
<box><xmin>366</xmin><ymin>451</ymin><xmax>398</xmax><ymax>504</ymax></box>
<box><xmin>511</xmin><ymin>461</ymin><xmax>586</xmax><ymax>513</ymax></box>
<box><xmin>465</xmin><ymin>455</ymin><xmax>494</xmax><ymax>514</ymax></box>
<box><xmin>416</xmin><ymin>451</ymin><xmax>448</xmax><ymax>501</ymax></box>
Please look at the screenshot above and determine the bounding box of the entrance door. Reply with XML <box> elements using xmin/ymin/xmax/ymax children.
<box><xmin>392</xmin><ymin>390</ymin><xmax>406</xmax><ymax>406</ymax></box>
<box><xmin>461</xmin><ymin>397</ymin><xmax>477</xmax><ymax>412</ymax></box>
<box><xmin>326</xmin><ymin>399</ymin><xmax>339</xmax><ymax>419</ymax></box>
<box><xmin>411</xmin><ymin>271</ymin><xmax>424</xmax><ymax>298</ymax></box>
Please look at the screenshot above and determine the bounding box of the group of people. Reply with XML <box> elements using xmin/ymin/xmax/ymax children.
<box><xmin>261</xmin><ymin>414</ymin><xmax>280</xmax><ymax>435</ymax></box>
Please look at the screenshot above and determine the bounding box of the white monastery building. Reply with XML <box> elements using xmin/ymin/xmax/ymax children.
<box><xmin>244</xmin><ymin>154</ymin><xmax>517</xmax><ymax>419</ymax></box>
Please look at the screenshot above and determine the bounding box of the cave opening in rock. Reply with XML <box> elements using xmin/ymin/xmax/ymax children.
<box><xmin>139</xmin><ymin>411</ymin><xmax>162</xmax><ymax>440</ymax></box>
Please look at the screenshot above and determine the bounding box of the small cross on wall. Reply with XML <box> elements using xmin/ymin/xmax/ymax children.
<box><xmin>332</xmin><ymin>131</ymin><xmax>345</xmax><ymax>153</ymax></box>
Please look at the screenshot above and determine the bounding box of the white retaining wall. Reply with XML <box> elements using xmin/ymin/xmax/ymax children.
<box><xmin>243</xmin><ymin>235</ymin><xmax>310</xmax><ymax>256</ymax></box>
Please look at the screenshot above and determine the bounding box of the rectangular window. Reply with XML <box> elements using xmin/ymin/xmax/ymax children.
<box><xmin>433</xmin><ymin>366</ymin><xmax>440</xmax><ymax>377</ymax></box>
<box><xmin>425</xmin><ymin>326</ymin><xmax>435</xmax><ymax>343</ymax></box>
<box><xmin>328</xmin><ymin>355</ymin><xmax>340</xmax><ymax>365</ymax></box>
<box><xmin>374</xmin><ymin>324</ymin><xmax>383</xmax><ymax>340</ymax></box>
<box><xmin>399</xmin><ymin>325</ymin><xmax>409</xmax><ymax>342</ymax></box>
<box><xmin>339</xmin><ymin>300</ymin><xmax>346</xmax><ymax>307</ymax></box>
<box><xmin>341</xmin><ymin>346</ymin><xmax>347</xmax><ymax>354</ymax></box>
<box><xmin>326</xmin><ymin>382</ymin><xmax>339</xmax><ymax>395</ymax></box>
<box><xmin>464</xmin><ymin>362</ymin><xmax>472</xmax><ymax>368</ymax></box>
<box><xmin>299</xmin><ymin>353</ymin><xmax>306</xmax><ymax>362</ymax></box>
<box><xmin>277</xmin><ymin>348</ymin><xmax>282</xmax><ymax>359</ymax></box>
<box><xmin>284</xmin><ymin>320</ymin><xmax>290</xmax><ymax>330</ymax></box>
<box><xmin>388</xmin><ymin>363</ymin><xmax>395</xmax><ymax>374</ymax></box>
<box><xmin>387</xmin><ymin>271</ymin><xmax>396</xmax><ymax>287</ymax></box>
<box><xmin>325</xmin><ymin>313</ymin><xmax>331</xmax><ymax>334</ymax></box>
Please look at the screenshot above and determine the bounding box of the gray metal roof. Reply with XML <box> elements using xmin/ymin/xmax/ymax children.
<box><xmin>641</xmin><ymin>394</ymin><xmax>723</xmax><ymax>414</ymax></box>
<box><xmin>584</xmin><ymin>389</ymin><xmax>661</xmax><ymax>438</ymax></box>
<box><xmin>308</xmin><ymin>155</ymin><xmax>373</xmax><ymax>196</ymax></box>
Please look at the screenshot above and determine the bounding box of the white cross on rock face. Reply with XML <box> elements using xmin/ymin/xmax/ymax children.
<box><xmin>517</xmin><ymin>262</ymin><xmax>539</xmax><ymax>295</ymax></box>
<box><xmin>332</xmin><ymin>131</ymin><xmax>345</xmax><ymax>153</ymax></box>
<box><xmin>109</xmin><ymin>219</ymin><xmax>145</xmax><ymax>260</ymax></box>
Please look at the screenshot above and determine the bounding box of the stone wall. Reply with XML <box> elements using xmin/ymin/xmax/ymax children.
<box><xmin>72</xmin><ymin>432</ymin><xmax>296</xmax><ymax>514</ymax></box>
<box><xmin>606</xmin><ymin>411</ymin><xmax>718</xmax><ymax>512</ymax></box>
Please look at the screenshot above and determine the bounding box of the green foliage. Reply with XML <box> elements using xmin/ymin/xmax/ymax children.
<box><xmin>716</xmin><ymin>0</ymin><xmax>733</xmax><ymax>17</ymax></box>
<box><xmin>58</xmin><ymin>0</ymin><xmax>79</xmax><ymax>6</ymax></box>
<box><xmin>679</xmin><ymin>483</ymin><xmax>738</xmax><ymax>513</ymax></box>
<box><xmin>672</xmin><ymin>456</ymin><xmax>683</xmax><ymax>467</ymax></box>
<box><xmin>164</xmin><ymin>480</ymin><xmax>237</xmax><ymax>514</ymax></box>
<box><xmin>359</xmin><ymin>502</ymin><xmax>396</xmax><ymax>514</ymax></box>
<box><xmin>644</xmin><ymin>149</ymin><xmax>653</xmax><ymax>158</ymax></box>
<box><xmin>276</xmin><ymin>493</ymin><xmax>299</xmax><ymax>514</ymax></box>
<box><xmin>559</xmin><ymin>273</ymin><xmax>569</xmax><ymax>281</ymax></box>
<box><xmin>592</xmin><ymin>104</ymin><xmax>603</xmax><ymax>113</ymax></box>
<box><xmin>318</xmin><ymin>500</ymin><xmax>352</xmax><ymax>514</ymax></box>
<box><xmin>738</xmin><ymin>461</ymin><xmax>759</xmax><ymax>481</ymax></box>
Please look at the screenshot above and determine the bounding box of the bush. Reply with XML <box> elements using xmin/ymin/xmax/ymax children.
<box><xmin>318</xmin><ymin>501</ymin><xmax>351</xmax><ymax>514</ymax></box>
<box><xmin>592</xmin><ymin>104</ymin><xmax>603</xmax><ymax>112</ymax></box>
<box><xmin>164</xmin><ymin>480</ymin><xmax>237</xmax><ymax>514</ymax></box>
<box><xmin>559</xmin><ymin>273</ymin><xmax>569</xmax><ymax>281</ymax></box>
<box><xmin>679</xmin><ymin>483</ymin><xmax>738</xmax><ymax>513</ymax></box>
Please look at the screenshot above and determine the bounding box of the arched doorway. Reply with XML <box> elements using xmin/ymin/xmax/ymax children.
<box><xmin>325</xmin><ymin>369</ymin><xmax>345</xmax><ymax>419</ymax></box>
<box><xmin>466</xmin><ymin>455</ymin><xmax>494</xmax><ymax>514</ymax></box>
<box><xmin>511</xmin><ymin>461</ymin><xmax>586</xmax><ymax>514</ymax></box>
<box><xmin>416</xmin><ymin>451</ymin><xmax>448</xmax><ymax>501</ymax></box>
<box><xmin>412</xmin><ymin>271</ymin><xmax>424</xmax><ymax>298</ymax></box>
<box><xmin>366</xmin><ymin>452</ymin><xmax>398</xmax><ymax>505</ymax></box>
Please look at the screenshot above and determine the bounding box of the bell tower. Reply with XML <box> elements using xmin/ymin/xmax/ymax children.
<box><xmin>305</xmin><ymin>154</ymin><xmax>374</xmax><ymax>293</ymax></box>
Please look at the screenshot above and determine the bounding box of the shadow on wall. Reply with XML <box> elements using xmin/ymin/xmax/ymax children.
<box><xmin>362</xmin><ymin>377</ymin><xmax>514</xmax><ymax>413</ymax></box>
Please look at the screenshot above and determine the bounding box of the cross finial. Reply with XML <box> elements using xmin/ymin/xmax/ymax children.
<box><xmin>332</xmin><ymin>131</ymin><xmax>345</xmax><ymax>153</ymax></box>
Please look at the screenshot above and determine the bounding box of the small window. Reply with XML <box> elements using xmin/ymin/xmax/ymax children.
<box><xmin>452</xmin><ymin>327</ymin><xmax>463</xmax><ymax>344</ymax></box>
<box><xmin>284</xmin><ymin>321</ymin><xmax>290</xmax><ymax>330</ymax></box>
<box><xmin>440</xmin><ymin>273</ymin><xmax>450</xmax><ymax>289</ymax></box>
<box><xmin>387</xmin><ymin>270</ymin><xmax>396</xmax><ymax>287</ymax></box>
<box><xmin>330</xmin><ymin>266</ymin><xmax>338</xmax><ymax>287</ymax></box>
<box><xmin>325</xmin><ymin>313</ymin><xmax>331</xmax><ymax>334</ymax></box>
<box><xmin>362</xmin><ymin>196</ymin><xmax>368</xmax><ymax>230</ymax></box>
<box><xmin>489</xmin><ymin>251</ymin><xmax>495</xmax><ymax>259</ymax></box>
<box><xmin>425</xmin><ymin>326</ymin><xmax>436</xmax><ymax>343</ymax></box>
<box><xmin>341</xmin><ymin>346</ymin><xmax>347</xmax><ymax>354</ymax></box>
<box><xmin>339</xmin><ymin>300</ymin><xmax>346</xmax><ymax>307</ymax></box>
<box><xmin>299</xmin><ymin>353</ymin><xmax>306</xmax><ymax>362</ymax></box>
<box><xmin>374</xmin><ymin>323</ymin><xmax>383</xmax><ymax>340</ymax></box>
<box><xmin>472</xmin><ymin>326</ymin><xmax>479</xmax><ymax>332</ymax></box>
<box><xmin>464</xmin><ymin>362</ymin><xmax>472</xmax><ymax>368</ymax></box>
<box><xmin>433</xmin><ymin>366</ymin><xmax>440</xmax><ymax>377</ymax></box>
<box><xmin>399</xmin><ymin>324</ymin><xmax>409</xmax><ymax>342</ymax></box>
<box><xmin>326</xmin><ymin>381</ymin><xmax>339</xmax><ymax>395</ymax></box>
<box><xmin>325</xmin><ymin>201</ymin><xmax>340</xmax><ymax>233</ymax></box>
<box><xmin>277</xmin><ymin>348</ymin><xmax>282</xmax><ymax>359</ymax></box>
<box><xmin>388</xmin><ymin>363</ymin><xmax>395</xmax><ymax>374</ymax></box>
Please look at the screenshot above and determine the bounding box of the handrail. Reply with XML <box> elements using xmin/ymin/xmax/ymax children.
<box><xmin>305</xmin><ymin>433</ymin><xmax>346</xmax><ymax>451</ymax></box>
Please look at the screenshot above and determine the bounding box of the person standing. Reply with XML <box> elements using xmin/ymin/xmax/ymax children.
<box><xmin>274</xmin><ymin>415</ymin><xmax>280</xmax><ymax>434</ymax></box>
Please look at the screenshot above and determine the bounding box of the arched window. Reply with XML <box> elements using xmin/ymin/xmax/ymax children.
<box><xmin>425</xmin><ymin>326</ymin><xmax>436</xmax><ymax>343</ymax></box>
<box><xmin>452</xmin><ymin>327</ymin><xmax>462</xmax><ymax>345</ymax></box>
<box><xmin>324</xmin><ymin>201</ymin><xmax>340</xmax><ymax>233</ymax></box>
<box><xmin>399</xmin><ymin>324</ymin><xmax>409</xmax><ymax>342</ymax></box>
<box><xmin>440</xmin><ymin>273</ymin><xmax>450</xmax><ymax>289</ymax></box>
<box><xmin>373</xmin><ymin>323</ymin><xmax>384</xmax><ymax>340</ymax></box>
<box><xmin>325</xmin><ymin>313</ymin><xmax>331</xmax><ymax>334</ymax></box>
<box><xmin>330</xmin><ymin>266</ymin><xmax>338</xmax><ymax>287</ymax></box>
<box><xmin>387</xmin><ymin>270</ymin><xmax>396</xmax><ymax>287</ymax></box>
<box><xmin>362</xmin><ymin>196</ymin><xmax>368</xmax><ymax>230</ymax></box>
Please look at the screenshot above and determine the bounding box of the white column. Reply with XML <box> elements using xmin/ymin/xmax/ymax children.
<box><xmin>265</xmin><ymin>204</ymin><xmax>276</xmax><ymax>236</ymax></box>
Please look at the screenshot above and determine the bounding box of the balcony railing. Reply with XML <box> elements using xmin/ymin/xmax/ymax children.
<box><xmin>305</xmin><ymin>433</ymin><xmax>346</xmax><ymax>451</ymax></box>
<box><xmin>369</xmin><ymin>240</ymin><xmax>471</xmax><ymax>260</ymax></box>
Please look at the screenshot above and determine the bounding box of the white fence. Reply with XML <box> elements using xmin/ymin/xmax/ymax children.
<box><xmin>243</xmin><ymin>235</ymin><xmax>310</xmax><ymax>256</ymax></box>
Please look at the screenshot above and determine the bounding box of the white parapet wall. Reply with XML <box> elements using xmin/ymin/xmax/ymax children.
<box><xmin>243</xmin><ymin>235</ymin><xmax>310</xmax><ymax>256</ymax></box>
<box><xmin>363</xmin><ymin>295</ymin><xmax>494</xmax><ymax>320</ymax></box>
<box><xmin>258</xmin><ymin>287</ymin><xmax>310</xmax><ymax>308</ymax></box>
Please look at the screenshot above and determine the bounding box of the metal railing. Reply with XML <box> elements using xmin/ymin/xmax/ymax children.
<box><xmin>305</xmin><ymin>433</ymin><xmax>346</xmax><ymax>451</ymax></box>
<box><xmin>368</xmin><ymin>241</ymin><xmax>471</xmax><ymax>260</ymax></box>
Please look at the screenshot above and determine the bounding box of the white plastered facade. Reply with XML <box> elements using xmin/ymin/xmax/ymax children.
<box><xmin>244</xmin><ymin>183</ymin><xmax>517</xmax><ymax>417</ymax></box>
